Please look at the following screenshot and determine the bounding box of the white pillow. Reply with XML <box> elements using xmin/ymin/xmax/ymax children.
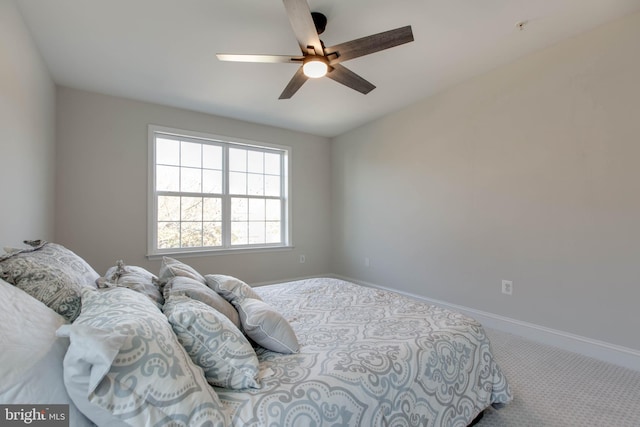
<box><xmin>163</xmin><ymin>295</ymin><xmax>260</xmax><ymax>389</ymax></box>
<box><xmin>58</xmin><ymin>287</ymin><xmax>229</xmax><ymax>426</ymax></box>
<box><xmin>0</xmin><ymin>279</ymin><xmax>93</xmax><ymax>427</ymax></box>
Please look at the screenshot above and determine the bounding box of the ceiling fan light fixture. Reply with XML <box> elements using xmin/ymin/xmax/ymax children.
<box><xmin>303</xmin><ymin>57</ymin><xmax>328</xmax><ymax>78</ymax></box>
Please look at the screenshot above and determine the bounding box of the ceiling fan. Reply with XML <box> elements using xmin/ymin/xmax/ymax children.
<box><xmin>216</xmin><ymin>0</ymin><xmax>414</xmax><ymax>99</ymax></box>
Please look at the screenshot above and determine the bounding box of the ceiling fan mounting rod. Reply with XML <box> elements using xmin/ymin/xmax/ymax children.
<box><xmin>311</xmin><ymin>12</ymin><xmax>327</xmax><ymax>35</ymax></box>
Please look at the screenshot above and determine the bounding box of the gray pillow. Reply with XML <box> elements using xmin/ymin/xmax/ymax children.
<box><xmin>236</xmin><ymin>297</ymin><xmax>300</xmax><ymax>354</ymax></box>
<box><xmin>204</xmin><ymin>274</ymin><xmax>297</xmax><ymax>353</ymax></box>
<box><xmin>58</xmin><ymin>287</ymin><xmax>228</xmax><ymax>426</ymax></box>
<box><xmin>164</xmin><ymin>276</ymin><xmax>240</xmax><ymax>328</ymax></box>
<box><xmin>163</xmin><ymin>295</ymin><xmax>260</xmax><ymax>389</ymax></box>
<box><xmin>159</xmin><ymin>256</ymin><xmax>205</xmax><ymax>284</ymax></box>
<box><xmin>205</xmin><ymin>274</ymin><xmax>262</xmax><ymax>303</ymax></box>
<box><xmin>97</xmin><ymin>260</ymin><xmax>163</xmax><ymax>308</ymax></box>
<box><xmin>0</xmin><ymin>241</ymin><xmax>99</xmax><ymax>322</ymax></box>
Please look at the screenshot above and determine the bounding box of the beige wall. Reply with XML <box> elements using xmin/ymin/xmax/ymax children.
<box><xmin>6</xmin><ymin>0</ymin><xmax>639</xmax><ymax>354</ymax></box>
<box><xmin>332</xmin><ymin>12</ymin><xmax>640</xmax><ymax>351</ymax></box>
<box><xmin>56</xmin><ymin>88</ymin><xmax>331</xmax><ymax>283</ymax></box>
<box><xmin>0</xmin><ymin>0</ymin><xmax>56</xmax><ymax>246</ymax></box>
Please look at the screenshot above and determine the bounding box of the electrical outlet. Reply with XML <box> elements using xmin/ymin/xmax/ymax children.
<box><xmin>501</xmin><ymin>280</ymin><xmax>513</xmax><ymax>295</ymax></box>
<box><xmin>299</xmin><ymin>255</ymin><xmax>306</xmax><ymax>264</ymax></box>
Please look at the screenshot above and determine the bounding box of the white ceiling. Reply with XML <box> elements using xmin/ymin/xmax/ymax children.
<box><xmin>17</xmin><ymin>0</ymin><xmax>640</xmax><ymax>137</ymax></box>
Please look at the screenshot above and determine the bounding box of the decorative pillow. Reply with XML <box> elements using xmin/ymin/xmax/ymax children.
<box><xmin>97</xmin><ymin>260</ymin><xmax>164</xmax><ymax>307</ymax></box>
<box><xmin>57</xmin><ymin>287</ymin><xmax>228</xmax><ymax>427</ymax></box>
<box><xmin>236</xmin><ymin>297</ymin><xmax>300</xmax><ymax>354</ymax></box>
<box><xmin>0</xmin><ymin>279</ymin><xmax>93</xmax><ymax>426</ymax></box>
<box><xmin>204</xmin><ymin>275</ymin><xmax>297</xmax><ymax>353</ymax></box>
<box><xmin>163</xmin><ymin>295</ymin><xmax>260</xmax><ymax>389</ymax></box>
<box><xmin>159</xmin><ymin>256</ymin><xmax>206</xmax><ymax>284</ymax></box>
<box><xmin>205</xmin><ymin>274</ymin><xmax>262</xmax><ymax>303</ymax></box>
<box><xmin>164</xmin><ymin>276</ymin><xmax>240</xmax><ymax>328</ymax></box>
<box><xmin>0</xmin><ymin>240</ymin><xmax>99</xmax><ymax>321</ymax></box>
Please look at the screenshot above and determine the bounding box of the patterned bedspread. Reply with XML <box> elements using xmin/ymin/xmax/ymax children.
<box><xmin>215</xmin><ymin>278</ymin><xmax>512</xmax><ymax>426</ymax></box>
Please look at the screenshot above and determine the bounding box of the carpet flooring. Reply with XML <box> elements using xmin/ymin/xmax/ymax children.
<box><xmin>477</xmin><ymin>329</ymin><xmax>640</xmax><ymax>426</ymax></box>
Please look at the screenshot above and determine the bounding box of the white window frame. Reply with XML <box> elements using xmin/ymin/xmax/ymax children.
<box><xmin>147</xmin><ymin>125</ymin><xmax>292</xmax><ymax>258</ymax></box>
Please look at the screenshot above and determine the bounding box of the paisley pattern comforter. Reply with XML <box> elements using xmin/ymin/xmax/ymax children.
<box><xmin>215</xmin><ymin>278</ymin><xmax>512</xmax><ymax>427</ymax></box>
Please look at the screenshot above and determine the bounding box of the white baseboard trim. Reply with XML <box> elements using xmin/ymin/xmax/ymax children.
<box><xmin>332</xmin><ymin>274</ymin><xmax>640</xmax><ymax>372</ymax></box>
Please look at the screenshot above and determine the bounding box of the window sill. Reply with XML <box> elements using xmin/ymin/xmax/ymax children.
<box><xmin>146</xmin><ymin>245</ymin><xmax>294</xmax><ymax>260</ymax></box>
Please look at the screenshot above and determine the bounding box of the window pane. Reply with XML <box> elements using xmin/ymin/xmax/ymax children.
<box><xmin>231</xmin><ymin>222</ymin><xmax>248</xmax><ymax>245</ymax></box>
<box><xmin>249</xmin><ymin>199</ymin><xmax>265</xmax><ymax>221</ymax></box>
<box><xmin>247</xmin><ymin>151</ymin><xmax>264</xmax><ymax>173</ymax></box>
<box><xmin>203</xmin><ymin>144</ymin><xmax>222</xmax><ymax>170</ymax></box>
<box><xmin>203</xmin><ymin>222</ymin><xmax>222</xmax><ymax>246</ymax></box>
<box><xmin>181</xmin><ymin>167</ymin><xmax>201</xmax><ymax>193</ymax></box>
<box><xmin>156</xmin><ymin>138</ymin><xmax>180</xmax><ymax>166</ymax></box>
<box><xmin>231</xmin><ymin>198</ymin><xmax>248</xmax><ymax>221</ymax></box>
<box><xmin>266</xmin><ymin>199</ymin><xmax>281</xmax><ymax>221</ymax></box>
<box><xmin>266</xmin><ymin>221</ymin><xmax>281</xmax><ymax>244</ymax></box>
<box><xmin>181</xmin><ymin>222</ymin><xmax>202</xmax><ymax>247</ymax></box>
<box><xmin>247</xmin><ymin>174</ymin><xmax>264</xmax><ymax>196</ymax></box>
<box><xmin>265</xmin><ymin>175</ymin><xmax>280</xmax><ymax>197</ymax></box>
<box><xmin>229</xmin><ymin>172</ymin><xmax>247</xmax><ymax>195</ymax></box>
<box><xmin>203</xmin><ymin>198</ymin><xmax>222</xmax><ymax>221</ymax></box>
<box><xmin>152</xmin><ymin>129</ymin><xmax>288</xmax><ymax>253</ymax></box>
<box><xmin>158</xmin><ymin>222</ymin><xmax>180</xmax><ymax>249</ymax></box>
<box><xmin>229</xmin><ymin>148</ymin><xmax>247</xmax><ymax>172</ymax></box>
<box><xmin>181</xmin><ymin>141</ymin><xmax>201</xmax><ymax>168</ymax></box>
<box><xmin>158</xmin><ymin>196</ymin><xmax>180</xmax><ymax>221</ymax></box>
<box><xmin>181</xmin><ymin>197</ymin><xmax>202</xmax><ymax>221</ymax></box>
<box><xmin>156</xmin><ymin>165</ymin><xmax>180</xmax><ymax>191</ymax></box>
<box><xmin>264</xmin><ymin>153</ymin><xmax>280</xmax><ymax>175</ymax></box>
<box><xmin>203</xmin><ymin>170</ymin><xmax>222</xmax><ymax>194</ymax></box>
<box><xmin>249</xmin><ymin>222</ymin><xmax>266</xmax><ymax>244</ymax></box>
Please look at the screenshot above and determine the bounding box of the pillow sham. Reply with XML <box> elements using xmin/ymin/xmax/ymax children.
<box><xmin>58</xmin><ymin>287</ymin><xmax>228</xmax><ymax>427</ymax></box>
<box><xmin>236</xmin><ymin>297</ymin><xmax>300</xmax><ymax>354</ymax></box>
<box><xmin>159</xmin><ymin>256</ymin><xmax>205</xmax><ymax>284</ymax></box>
<box><xmin>97</xmin><ymin>260</ymin><xmax>164</xmax><ymax>307</ymax></box>
<box><xmin>205</xmin><ymin>274</ymin><xmax>262</xmax><ymax>303</ymax></box>
<box><xmin>164</xmin><ymin>276</ymin><xmax>240</xmax><ymax>328</ymax></box>
<box><xmin>0</xmin><ymin>240</ymin><xmax>99</xmax><ymax>321</ymax></box>
<box><xmin>0</xmin><ymin>279</ymin><xmax>93</xmax><ymax>426</ymax></box>
<box><xmin>163</xmin><ymin>295</ymin><xmax>260</xmax><ymax>389</ymax></box>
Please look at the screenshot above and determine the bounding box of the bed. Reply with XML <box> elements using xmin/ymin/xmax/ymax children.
<box><xmin>218</xmin><ymin>277</ymin><xmax>511</xmax><ymax>426</ymax></box>
<box><xmin>0</xmin><ymin>242</ymin><xmax>511</xmax><ymax>426</ymax></box>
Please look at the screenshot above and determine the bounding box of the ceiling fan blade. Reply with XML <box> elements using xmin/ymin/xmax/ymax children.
<box><xmin>282</xmin><ymin>0</ymin><xmax>324</xmax><ymax>55</ymax></box>
<box><xmin>279</xmin><ymin>67</ymin><xmax>309</xmax><ymax>99</ymax></box>
<box><xmin>325</xmin><ymin>64</ymin><xmax>376</xmax><ymax>95</ymax></box>
<box><xmin>217</xmin><ymin>54</ymin><xmax>303</xmax><ymax>64</ymax></box>
<box><xmin>324</xmin><ymin>25</ymin><xmax>414</xmax><ymax>64</ymax></box>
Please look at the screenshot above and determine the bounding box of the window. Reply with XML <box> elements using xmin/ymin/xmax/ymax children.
<box><xmin>148</xmin><ymin>126</ymin><xmax>290</xmax><ymax>256</ymax></box>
